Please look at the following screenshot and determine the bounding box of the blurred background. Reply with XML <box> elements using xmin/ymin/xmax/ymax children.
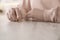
<box><xmin>0</xmin><ymin>0</ymin><xmax>22</xmax><ymax>13</ymax></box>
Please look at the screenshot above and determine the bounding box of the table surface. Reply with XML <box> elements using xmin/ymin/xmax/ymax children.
<box><xmin>0</xmin><ymin>14</ymin><xmax>60</xmax><ymax>40</ymax></box>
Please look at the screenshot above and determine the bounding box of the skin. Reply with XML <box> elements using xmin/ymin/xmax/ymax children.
<box><xmin>27</xmin><ymin>8</ymin><xmax>55</xmax><ymax>22</ymax></box>
<box><xmin>55</xmin><ymin>7</ymin><xmax>60</xmax><ymax>23</ymax></box>
<box><xmin>7</xmin><ymin>0</ymin><xmax>60</xmax><ymax>22</ymax></box>
<box><xmin>7</xmin><ymin>0</ymin><xmax>31</xmax><ymax>22</ymax></box>
<box><xmin>7</xmin><ymin>8</ymin><xmax>18</xmax><ymax>22</ymax></box>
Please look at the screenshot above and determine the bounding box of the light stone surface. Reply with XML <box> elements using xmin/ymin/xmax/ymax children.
<box><xmin>0</xmin><ymin>14</ymin><xmax>60</xmax><ymax>40</ymax></box>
